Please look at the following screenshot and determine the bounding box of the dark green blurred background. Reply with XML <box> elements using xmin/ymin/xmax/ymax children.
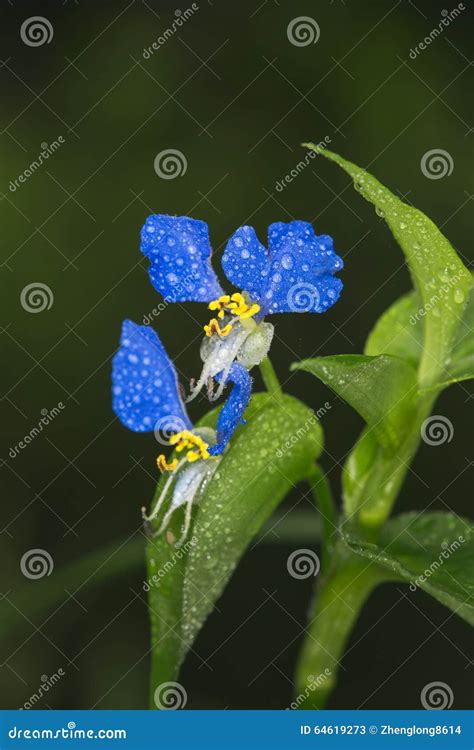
<box><xmin>1</xmin><ymin>0</ymin><xmax>472</xmax><ymax>709</ymax></box>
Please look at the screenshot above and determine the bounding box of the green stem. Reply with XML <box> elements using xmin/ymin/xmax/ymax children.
<box><xmin>294</xmin><ymin>394</ymin><xmax>439</xmax><ymax>708</ymax></box>
<box><xmin>306</xmin><ymin>465</ymin><xmax>336</xmax><ymax>570</ymax></box>
<box><xmin>259</xmin><ymin>356</ymin><xmax>283</xmax><ymax>399</ymax></box>
<box><xmin>356</xmin><ymin>394</ymin><xmax>436</xmax><ymax>538</ymax></box>
<box><xmin>294</xmin><ymin>544</ymin><xmax>398</xmax><ymax>709</ymax></box>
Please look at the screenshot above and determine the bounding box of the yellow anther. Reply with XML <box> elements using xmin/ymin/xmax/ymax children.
<box><xmin>186</xmin><ymin>450</ymin><xmax>201</xmax><ymax>463</ymax></box>
<box><xmin>239</xmin><ymin>303</ymin><xmax>260</xmax><ymax>319</ymax></box>
<box><xmin>208</xmin><ymin>295</ymin><xmax>230</xmax><ymax>312</ymax></box>
<box><xmin>208</xmin><ymin>296</ymin><xmax>233</xmax><ymax>322</ymax></box>
<box><xmin>205</xmin><ymin>293</ymin><xmax>260</xmax><ymax>336</ymax></box>
<box><xmin>186</xmin><ymin>434</ymin><xmax>211</xmax><ymax>460</ymax></box>
<box><xmin>157</xmin><ymin>455</ymin><xmax>178</xmax><ymax>473</ymax></box>
<box><xmin>174</xmin><ymin>441</ymin><xmax>189</xmax><ymax>452</ymax></box>
<box><xmin>169</xmin><ymin>430</ymin><xmax>211</xmax><ymax>463</ymax></box>
<box><xmin>204</xmin><ymin>319</ymin><xmax>232</xmax><ymax>337</ymax></box>
<box><xmin>226</xmin><ymin>292</ymin><xmax>247</xmax><ymax>315</ymax></box>
<box><xmin>170</xmin><ymin>430</ymin><xmax>193</xmax><ymax>448</ymax></box>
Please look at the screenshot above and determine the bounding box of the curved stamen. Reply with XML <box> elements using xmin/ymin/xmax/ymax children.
<box><xmin>142</xmin><ymin>458</ymin><xmax>186</xmax><ymax>522</ymax></box>
<box><xmin>203</xmin><ymin>293</ymin><xmax>261</xmax><ymax>340</ymax></box>
<box><xmin>186</xmin><ymin>327</ymin><xmax>249</xmax><ymax>403</ymax></box>
<box><xmin>156</xmin><ymin>459</ymin><xmax>220</xmax><ymax>543</ymax></box>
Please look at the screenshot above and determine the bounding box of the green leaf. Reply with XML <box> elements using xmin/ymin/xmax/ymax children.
<box><xmin>341</xmin><ymin>425</ymin><xmax>424</xmax><ymax>530</ymax></box>
<box><xmin>304</xmin><ymin>144</ymin><xmax>471</xmax><ymax>387</ymax></box>
<box><xmin>146</xmin><ymin>393</ymin><xmax>323</xmax><ymax>694</ymax></box>
<box><xmin>292</xmin><ymin>354</ymin><xmax>417</xmax><ymax>451</ymax></box>
<box><xmin>341</xmin><ymin>427</ymin><xmax>379</xmax><ymax>517</ymax></box>
<box><xmin>146</xmin><ymin>520</ymin><xmax>189</xmax><ymax>696</ymax></box>
<box><xmin>344</xmin><ymin>512</ymin><xmax>474</xmax><ymax>625</ymax></box>
<box><xmin>446</xmin><ymin>282</ymin><xmax>474</xmax><ymax>385</ymax></box>
<box><xmin>365</xmin><ymin>292</ymin><xmax>423</xmax><ymax>366</ymax></box>
<box><xmin>365</xmin><ymin>283</ymin><xmax>474</xmax><ymax>392</ymax></box>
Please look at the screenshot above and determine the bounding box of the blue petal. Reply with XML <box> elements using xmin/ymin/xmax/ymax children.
<box><xmin>112</xmin><ymin>320</ymin><xmax>193</xmax><ymax>433</ymax></box>
<box><xmin>140</xmin><ymin>215</ymin><xmax>224</xmax><ymax>302</ymax></box>
<box><xmin>221</xmin><ymin>226</ymin><xmax>270</xmax><ymax>301</ymax></box>
<box><xmin>259</xmin><ymin>221</ymin><xmax>344</xmax><ymax>314</ymax></box>
<box><xmin>208</xmin><ymin>363</ymin><xmax>252</xmax><ymax>456</ymax></box>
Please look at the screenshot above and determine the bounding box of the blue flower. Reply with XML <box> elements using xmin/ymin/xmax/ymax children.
<box><xmin>141</xmin><ymin>215</ymin><xmax>343</xmax><ymax>314</ymax></box>
<box><xmin>140</xmin><ymin>215</ymin><xmax>343</xmax><ymax>401</ymax></box>
<box><xmin>112</xmin><ymin>320</ymin><xmax>192</xmax><ymax>435</ymax></box>
<box><xmin>112</xmin><ymin>320</ymin><xmax>252</xmax><ymax>543</ymax></box>
<box><xmin>113</xmin><ymin>216</ymin><xmax>343</xmax><ymax>542</ymax></box>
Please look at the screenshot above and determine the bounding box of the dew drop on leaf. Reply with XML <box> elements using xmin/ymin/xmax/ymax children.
<box><xmin>438</xmin><ymin>268</ymin><xmax>450</xmax><ymax>282</ymax></box>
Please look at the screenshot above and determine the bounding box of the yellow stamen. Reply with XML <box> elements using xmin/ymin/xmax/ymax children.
<box><xmin>186</xmin><ymin>450</ymin><xmax>201</xmax><ymax>463</ymax></box>
<box><xmin>169</xmin><ymin>430</ymin><xmax>211</xmax><ymax>462</ymax></box>
<box><xmin>204</xmin><ymin>318</ymin><xmax>232</xmax><ymax>337</ymax></box>
<box><xmin>231</xmin><ymin>292</ymin><xmax>244</xmax><ymax>303</ymax></box>
<box><xmin>239</xmin><ymin>303</ymin><xmax>260</xmax><ymax>319</ymax></box>
<box><xmin>169</xmin><ymin>430</ymin><xmax>194</xmax><ymax>447</ymax></box>
<box><xmin>157</xmin><ymin>455</ymin><xmax>178</xmax><ymax>473</ymax></box>
<box><xmin>208</xmin><ymin>295</ymin><xmax>230</xmax><ymax>312</ymax></box>
<box><xmin>205</xmin><ymin>292</ymin><xmax>261</xmax><ymax>336</ymax></box>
